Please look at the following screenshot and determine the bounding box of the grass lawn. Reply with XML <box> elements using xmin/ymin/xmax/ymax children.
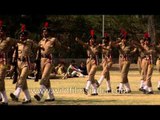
<box><xmin>5</xmin><ymin>64</ymin><xmax>160</xmax><ymax>105</ymax></box>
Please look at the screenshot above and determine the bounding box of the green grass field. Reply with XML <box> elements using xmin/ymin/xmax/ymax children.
<box><xmin>5</xmin><ymin>64</ymin><xmax>160</xmax><ymax>105</ymax></box>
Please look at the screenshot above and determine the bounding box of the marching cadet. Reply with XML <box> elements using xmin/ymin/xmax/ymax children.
<box><xmin>115</xmin><ymin>30</ymin><xmax>136</xmax><ymax>93</ymax></box>
<box><xmin>141</xmin><ymin>33</ymin><xmax>155</xmax><ymax>94</ymax></box>
<box><xmin>0</xmin><ymin>20</ymin><xmax>17</xmax><ymax>105</ymax></box>
<box><xmin>97</xmin><ymin>33</ymin><xmax>113</xmax><ymax>93</ymax></box>
<box><xmin>10</xmin><ymin>24</ymin><xmax>38</xmax><ymax>104</ymax></box>
<box><xmin>155</xmin><ymin>39</ymin><xmax>160</xmax><ymax>90</ymax></box>
<box><xmin>136</xmin><ymin>38</ymin><xmax>145</xmax><ymax>91</ymax></box>
<box><xmin>137</xmin><ymin>38</ymin><xmax>145</xmax><ymax>74</ymax></box>
<box><xmin>75</xmin><ymin>29</ymin><xmax>100</xmax><ymax>96</ymax></box>
<box><xmin>34</xmin><ymin>22</ymin><xmax>60</xmax><ymax>102</ymax></box>
<box><xmin>134</xmin><ymin>33</ymin><xmax>155</xmax><ymax>94</ymax></box>
<box><xmin>132</xmin><ymin>37</ymin><xmax>146</xmax><ymax>91</ymax></box>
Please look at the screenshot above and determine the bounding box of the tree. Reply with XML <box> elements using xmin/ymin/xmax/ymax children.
<box><xmin>148</xmin><ymin>15</ymin><xmax>156</xmax><ymax>44</ymax></box>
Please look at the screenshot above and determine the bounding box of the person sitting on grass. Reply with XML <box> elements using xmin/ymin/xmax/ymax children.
<box><xmin>62</xmin><ymin>60</ymin><xmax>84</xmax><ymax>79</ymax></box>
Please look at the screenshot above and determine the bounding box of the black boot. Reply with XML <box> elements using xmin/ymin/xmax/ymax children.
<box><xmin>10</xmin><ymin>93</ymin><xmax>18</xmax><ymax>101</ymax></box>
<box><xmin>1</xmin><ymin>102</ymin><xmax>8</xmax><ymax>105</ymax></box>
<box><xmin>22</xmin><ymin>99</ymin><xmax>32</xmax><ymax>104</ymax></box>
<box><xmin>106</xmin><ymin>90</ymin><xmax>112</xmax><ymax>93</ymax></box>
<box><xmin>45</xmin><ymin>98</ymin><xmax>55</xmax><ymax>102</ymax></box>
<box><xmin>34</xmin><ymin>94</ymin><xmax>41</xmax><ymax>101</ymax></box>
<box><xmin>91</xmin><ymin>93</ymin><xmax>98</xmax><ymax>96</ymax></box>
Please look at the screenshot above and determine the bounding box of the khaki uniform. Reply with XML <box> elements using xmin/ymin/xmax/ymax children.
<box><xmin>14</xmin><ymin>39</ymin><xmax>38</xmax><ymax>90</ymax></box>
<box><xmin>10</xmin><ymin>38</ymin><xmax>38</xmax><ymax>103</ymax></box>
<box><xmin>155</xmin><ymin>44</ymin><xmax>160</xmax><ymax>89</ymax></box>
<box><xmin>0</xmin><ymin>37</ymin><xmax>16</xmax><ymax>91</ymax></box>
<box><xmin>118</xmin><ymin>44</ymin><xmax>132</xmax><ymax>83</ymax></box>
<box><xmin>117</xmin><ymin>42</ymin><xmax>136</xmax><ymax>93</ymax></box>
<box><xmin>141</xmin><ymin>44</ymin><xmax>155</xmax><ymax>92</ymax></box>
<box><xmin>101</xmin><ymin>43</ymin><xmax>112</xmax><ymax>79</ymax></box>
<box><xmin>34</xmin><ymin>37</ymin><xmax>61</xmax><ymax>101</ymax></box>
<box><xmin>137</xmin><ymin>47</ymin><xmax>145</xmax><ymax>74</ymax></box>
<box><xmin>39</xmin><ymin>37</ymin><xmax>59</xmax><ymax>88</ymax></box>
<box><xmin>76</xmin><ymin>37</ymin><xmax>100</xmax><ymax>95</ymax></box>
<box><xmin>86</xmin><ymin>44</ymin><xmax>99</xmax><ymax>83</ymax></box>
<box><xmin>155</xmin><ymin>44</ymin><xmax>160</xmax><ymax>74</ymax></box>
<box><xmin>137</xmin><ymin>45</ymin><xmax>146</xmax><ymax>90</ymax></box>
<box><xmin>97</xmin><ymin>42</ymin><xmax>113</xmax><ymax>92</ymax></box>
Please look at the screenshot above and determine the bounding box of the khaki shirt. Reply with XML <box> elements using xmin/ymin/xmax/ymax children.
<box><xmin>102</xmin><ymin>43</ymin><xmax>112</xmax><ymax>58</ymax></box>
<box><xmin>0</xmin><ymin>37</ymin><xmax>16</xmax><ymax>52</ymax></box>
<box><xmin>39</xmin><ymin>37</ymin><xmax>60</xmax><ymax>55</ymax></box>
<box><xmin>0</xmin><ymin>37</ymin><xmax>16</xmax><ymax>64</ymax></box>
<box><xmin>86</xmin><ymin>45</ymin><xmax>99</xmax><ymax>58</ymax></box>
<box><xmin>14</xmin><ymin>39</ymin><xmax>38</xmax><ymax>59</ymax></box>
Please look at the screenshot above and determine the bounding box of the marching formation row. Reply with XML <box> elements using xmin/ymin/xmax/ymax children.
<box><xmin>0</xmin><ymin>19</ymin><xmax>160</xmax><ymax>105</ymax></box>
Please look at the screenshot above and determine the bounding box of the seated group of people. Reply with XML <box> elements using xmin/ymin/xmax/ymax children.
<box><xmin>6</xmin><ymin>60</ymin><xmax>88</xmax><ymax>80</ymax></box>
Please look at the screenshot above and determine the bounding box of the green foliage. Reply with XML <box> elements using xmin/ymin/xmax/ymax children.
<box><xmin>2</xmin><ymin>15</ymin><xmax>160</xmax><ymax>58</ymax></box>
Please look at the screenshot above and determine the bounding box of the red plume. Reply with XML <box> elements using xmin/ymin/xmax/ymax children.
<box><xmin>44</xmin><ymin>22</ymin><xmax>49</xmax><ymax>28</ymax></box>
<box><xmin>120</xmin><ymin>28</ymin><xmax>126</xmax><ymax>34</ymax></box>
<box><xmin>21</xmin><ymin>24</ymin><xmax>26</xmax><ymax>32</ymax></box>
<box><xmin>104</xmin><ymin>32</ymin><xmax>108</xmax><ymax>37</ymax></box>
<box><xmin>90</xmin><ymin>29</ymin><xmax>94</xmax><ymax>38</ymax></box>
<box><xmin>0</xmin><ymin>20</ymin><xmax>3</xmax><ymax>27</ymax></box>
<box><xmin>123</xmin><ymin>31</ymin><xmax>127</xmax><ymax>38</ymax></box>
<box><xmin>144</xmin><ymin>32</ymin><xmax>149</xmax><ymax>38</ymax></box>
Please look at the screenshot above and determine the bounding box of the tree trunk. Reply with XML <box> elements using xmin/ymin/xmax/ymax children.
<box><xmin>148</xmin><ymin>15</ymin><xmax>156</xmax><ymax>44</ymax></box>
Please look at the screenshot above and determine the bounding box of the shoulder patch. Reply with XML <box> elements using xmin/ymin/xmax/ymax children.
<box><xmin>50</xmin><ymin>37</ymin><xmax>56</xmax><ymax>42</ymax></box>
<box><xmin>6</xmin><ymin>37</ymin><xmax>11</xmax><ymax>41</ymax></box>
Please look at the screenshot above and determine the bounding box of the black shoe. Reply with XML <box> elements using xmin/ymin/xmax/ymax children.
<box><xmin>118</xmin><ymin>90</ymin><xmax>123</xmax><ymax>94</ymax></box>
<box><xmin>91</xmin><ymin>93</ymin><xmax>98</xmax><ymax>96</ymax></box>
<box><xmin>116</xmin><ymin>87</ymin><xmax>123</xmax><ymax>93</ymax></box>
<box><xmin>124</xmin><ymin>90</ymin><xmax>131</xmax><ymax>93</ymax></box>
<box><xmin>142</xmin><ymin>89</ymin><xmax>147</xmax><ymax>94</ymax></box>
<box><xmin>146</xmin><ymin>91</ymin><xmax>154</xmax><ymax>94</ymax></box>
<box><xmin>83</xmin><ymin>88</ymin><xmax>88</xmax><ymax>95</ymax></box>
<box><xmin>158</xmin><ymin>87</ymin><xmax>160</xmax><ymax>91</ymax></box>
<box><xmin>10</xmin><ymin>93</ymin><xmax>18</xmax><ymax>101</ymax></box>
<box><xmin>45</xmin><ymin>98</ymin><xmax>55</xmax><ymax>102</ymax></box>
<box><xmin>106</xmin><ymin>90</ymin><xmax>112</xmax><ymax>93</ymax></box>
<box><xmin>139</xmin><ymin>87</ymin><xmax>144</xmax><ymax>91</ymax></box>
<box><xmin>34</xmin><ymin>94</ymin><xmax>41</xmax><ymax>101</ymax></box>
<box><xmin>22</xmin><ymin>99</ymin><xmax>32</xmax><ymax>104</ymax></box>
<box><xmin>117</xmin><ymin>89</ymin><xmax>125</xmax><ymax>94</ymax></box>
<box><xmin>1</xmin><ymin>102</ymin><xmax>8</xmax><ymax>105</ymax></box>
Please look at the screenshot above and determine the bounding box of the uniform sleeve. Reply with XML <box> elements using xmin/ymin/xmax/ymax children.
<box><xmin>30</xmin><ymin>39</ymin><xmax>39</xmax><ymax>49</ymax></box>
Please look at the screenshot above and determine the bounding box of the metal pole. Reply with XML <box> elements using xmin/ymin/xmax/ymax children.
<box><xmin>102</xmin><ymin>15</ymin><xmax>105</xmax><ymax>60</ymax></box>
<box><xmin>102</xmin><ymin>15</ymin><xmax>105</xmax><ymax>39</ymax></box>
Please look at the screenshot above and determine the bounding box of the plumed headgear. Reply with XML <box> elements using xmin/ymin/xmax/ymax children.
<box><xmin>102</xmin><ymin>32</ymin><xmax>110</xmax><ymax>40</ymax></box>
<box><xmin>42</xmin><ymin>22</ymin><xmax>51</xmax><ymax>33</ymax></box>
<box><xmin>19</xmin><ymin>24</ymin><xmax>29</xmax><ymax>36</ymax></box>
<box><xmin>89</xmin><ymin>29</ymin><xmax>97</xmax><ymax>40</ymax></box>
<box><xmin>0</xmin><ymin>19</ymin><xmax>7</xmax><ymax>32</ymax></box>
<box><xmin>144</xmin><ymin>32</ymin><xmax>151</xmax><ymax>42</ymax></box>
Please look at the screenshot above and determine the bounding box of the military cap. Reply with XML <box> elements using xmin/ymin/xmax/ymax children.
<box><xmin>42</xmin><ymin>22</ymin><xmax>51</xmax><ymax>33</ymax></box>
<box><xmin>19</xmin><ymin>24</ymin><xmax>29</xmax><ymax>36</ymax></box>
<box><xmin>144</xmin><ymin>32</ymin><xmax>151</xmax><ymax>43</ymax></box>
<box><xmin>102</xmin><ymin>32</ymin><xmax>110</xmax><ymax>40</ymax></box>
<box><xmin>89</xmin><ymin>29</ymin><xmax>97</xmax><ymax>40</ymax></box>
<box><xmin>0</xmin><ymin>20</ymin><xmax>7</xmax><ymax>32</ymax></box>
<box><xmin>119</xmin><ymin>28</ymin><xmax>128</xmax><ymax>39</ymax></box>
